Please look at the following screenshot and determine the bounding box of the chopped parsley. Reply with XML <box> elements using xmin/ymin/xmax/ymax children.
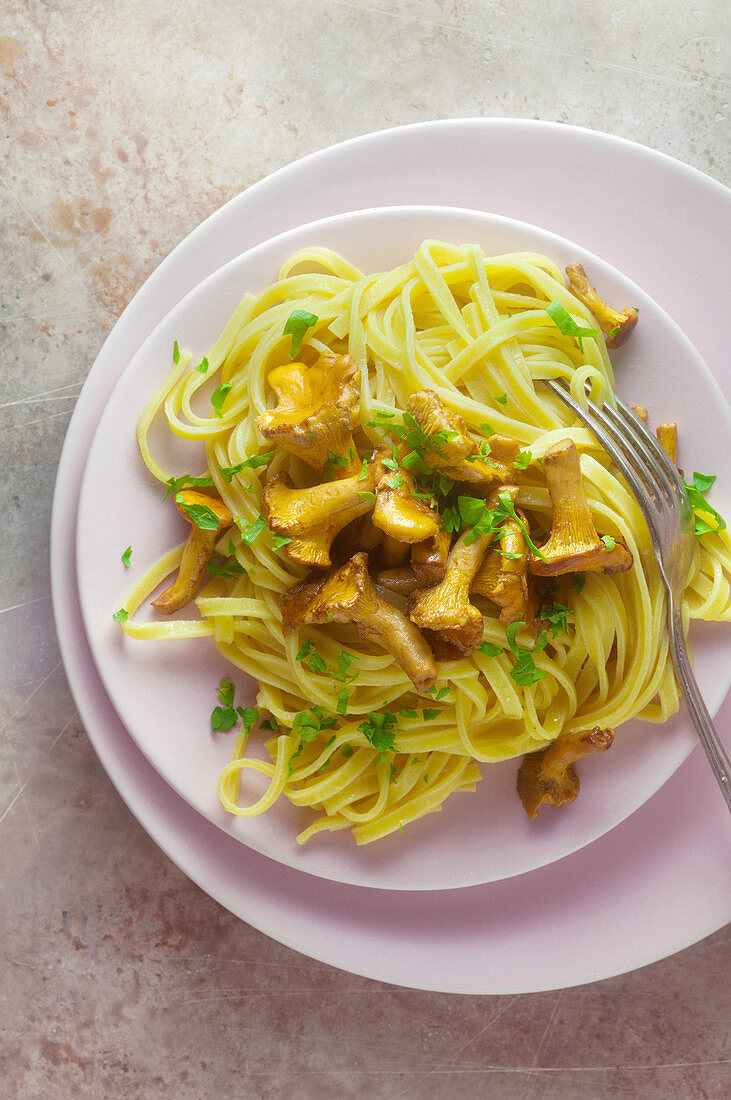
<box><xmin>238</xmin><ymin>514</ymin><xmax>268</xmax><ymax>545</ymax></box>
<box><xmin>173</xmin><ymin>340</ymin><xmax>180</xmax><ymax>364</ymax></box>
<box><xmin>506</xmin><ymin>621</ymin><xmax>549</xmax><ymax>686</ymax></box>
<box><xmin>571</xmin><ymin>573</ymin><xmax>586</xmax><ymax>593</ymax></box>
<box><xmin>205</xmin><ymin>556</ymin><xmax>246</xmax><ymax>579</ymax></box>
<box><xmin>478</xmin><ymin>641</ymin><xmax>502</xmax><ymax>657</ymax></box>
<box><xmin>358</xmin><ymin>490</ymin><xmax>376</xmax><ymax>503</ymax></box>
<box><xmin>195</xmin><ymin>356</ymin><xmax>209</xmax><ymax>374</ymax></box>
<box><xmin>323</xmin><ymin>450</ymin><xmax>349</xmax><ymax>478</ymax></box>
<box><xmin>495</xmin><ymin>392</ymin><xmax>508</xmax><ymax>405</ymax></box>
<box><xmin>422</xmin><ymin>708</ymin><xmax>441</xmax><ymax>721</ymax></box>
<box><xmin>121</xmin><ymin>546</ymin><xmax>132</xmax><ymax>568</ymax></box>
<box><xmin>163</xmin><ymin>473</ymin><xmax>215</xmax><ymax>499</ymax></box>
<box><xmin>336</xmin><ymin>688</ymin><xmax>349</xmax><ymax>715</ymax></box>
<box><xmin>112</xmin><ymin>608</ymin><xmax>128</xmax><ymax>623</ymax></box>
<box><xmin>283</xmin><ymin>309</ymin><xmax>318</xmax><ymax>358</ymax></box>
<box><xmin>428</xmin><ymin>685</ymin><xmax>450</xmax><ymax>701</ymax></box>
<box><xmin>210</xmin><ymin>678</ymin><xmax>238</xmax><ymax>731</ymax></box>
<box><xmin>601</xmin><ymin>535</ymin><xmax>616</xmax><ymax>552</ymax></box>
<box><xmin>218</xmin><ymin>453</ymin><xmax>274</xmax><ymax>482</ymax></box>
<box><xmin>211</xmin><ymin>382</ymin><xmax>232</xmax><ymax>418</ymax></box>
<box><xmin>271</xmin><ymin>534</ymin><xmax>292</xmax><ymax>550</ymax></box>
<box><xmin>513</xmin><ymin>450</ymin><xmax>532</xmax><ymax>470</ymax></box>
<box><xmin>684</xmin><ymin>471</ymin><xmax>727</xmax><ymax>538</ymax></box>
<box><xmin>292</xmin><ymin>705</ymin><xmax>338</xmax><ymax>741</ymax></box>
<box><xmin>546</xmin><ymin>299</ymin><xmax>600</xmax><ymax>353</ymax></box>
<box><xmin>539</xmin><ymin>602</ymin><xmax>572</xmax><ymax>638</ymax></box>
<box><xmin>358</xmin><ymin>710</ymin><xmax>398</xmax><ymax>753</ymax></box>
<box><xmin>175</xmin><ymin>494</ymin><xmax>221</xmax><ymax>530</ymax></box>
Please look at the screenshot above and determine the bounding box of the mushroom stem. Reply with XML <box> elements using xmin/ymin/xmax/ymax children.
<box><xmin>656</xmin><ymin>422</ymin><xmax>677</xmax><ymax>466</ymax></box>
<box><xmin>472</xmin><ymin>515</ymin><xmax>537</xmax><ymax>626</ymax></box>
<box><xmin>529</xmin><ymin>439</ymin><xmax>633</xmax><ymax>576</ymax></box>
<box><xmin>517</xmin><ymin>726</ymin><xmax>614</xmax><ymax>818</ymax></box>
<box><xmin>565</xmin><ymin>263</ymin><xmax>638</xmax><ymax>348</ymax></box>
<box><xmin>282</xmin><ymin>553</ymin><xmax>437</xmax><ymax>692</ymax></box>
<box><xmin>409</xmin><ymin>527</ymin><xmax>495</xmax><ymax>658</ymax></box>
<box><xmin>153</xmin><ymin>490</ymin><xmax>233</xmax><ymax>613</ymax></box>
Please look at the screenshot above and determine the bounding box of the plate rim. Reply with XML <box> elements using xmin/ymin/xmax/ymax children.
<box><xmin>51</xmin><ymin>118</ymin><xmax>731</xmax><ymax>992</ymax></box>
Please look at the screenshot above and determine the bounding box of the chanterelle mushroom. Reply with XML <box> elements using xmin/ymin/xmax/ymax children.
<box><xmin>263</xmin><ymin>467</ymin><xmax>376</xmax><ymax>569</ymax></box>
<box><xmin>153</xmin><ymin>489</ymin><xmax>233</xmax><ymax>613</ymax></box>
<box><xmin>411</xmin><ymin>528</ymin><xmax>452</xmax><ymax>586</ymax></box>
<box><xmin>516</xmin><ymin>726</ymin><xmax>615</xmax><ymax>818</ymax></box>
<box><xmin>565</xmin><ymin>263</ymin><xmax>638</xmax><ymax>349</ymax></box>
<box><xmin>257</xmin><ymin>351</ymin><xmax>361</xmax><ymax>477</ymax></box>
<box><xmin>406</xmin><ymin>390</ymin><xmax>519</xmax><ymax>484</ymax></box>
<box><xmin>471</xmin><ymin>511</ymin><xmax>537</xmax><ymax>626</ymax></box>
<box><xmin>409</xmin><ymin>523</ymin><xmax>496</xmax><ymax>660</ymax></box>
<box><xmin>370</xmin><ymin>446</ymin><xmax>441</xmax><ymax>543</ymax></box>
<box><xmin>528</xmin><ymin>439</ymin><xmax>633</xmax><ymax>576</ymax></box>
<box><xmin>281</xmin><ymin>552</ymin><xmax>438</xmax><ymax>693</ymax></box>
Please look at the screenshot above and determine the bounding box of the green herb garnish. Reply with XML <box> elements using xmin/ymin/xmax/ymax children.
<box><xmin>283</xmin><ymin>309</ymin><xmax>318</xmax><ymax>358</ymax></box>
<box><xmin>684</xmin><ymin>471</ymin><xmax>727</xmax><ymax>538</ymax></box>
<box><xmin>211</xmin><ymin>382</ymin><xmax>232</xmax><ymax>418</ymax></box>
<box><xmin>112</xmin><ymin>608</ymin><xmax>128</xmax><ymax>623</ymax></box>
<box><xmin>175</xmin><ymin>494</ymin><xmax>221</xmax><ymax>530</ymax></box>
<box><xmin>121</xmin><ymin>546</ymin><xmax>132</xmax><ymax>567</ymax></box>
<box><xmin>546</xmin><ymin>299</ymin><xmax>600</xmax><ymax>353</ymax></box>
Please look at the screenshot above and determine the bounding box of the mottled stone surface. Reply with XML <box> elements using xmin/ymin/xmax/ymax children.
<box><xmin>1</xmin><ymin>2</ymin><xmax>729</xmax><ymax>1097</ymax></box>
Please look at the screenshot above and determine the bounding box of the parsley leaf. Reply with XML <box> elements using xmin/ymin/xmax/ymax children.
<box><xmin>324</xmin><ymin>450</ymin><xmax>349</xmax><ymax>478</ymax></box>
<box><xmin>601</xmin><ymin>535</ymin><xmax>616</xmax><ymax>551</ymax></box>
<box><xmin>478</xmin><ymin>641</ymin><xmax>502</xmax><ymax>657</ymax></box>
<box><xmin>336</xmin><ymin>688</ymin><xmax>349</xmax><ymax>715</ymax></box>
<box><xmin>358</xmin><ymin>490</ymin><xmax>376</xmax><ymax>503</ymax></box>
<box><xmin>211</xmin><ymin>382</ymin><xmax>232</xmax><ymax>418</ymax></box>
<box><xmin>218</xmin><ymin>453</ymin><xmax>274</xmax><ymax>482</ymax></box>
<box><xmin>540</xmin><ymin>602</ymin><xmax>572</xmax><ymax>637</ymax></box>
<box><xmin>239</xmin><ymin>514</ymin><xmax>267</xmax><ymax>545</ymax></box>
<box><xmin>428</xmin><ymin>685</ymin><xmax>450</xmax><ymax>701</ymax></box>
<box><xmin>358</xmin><ymin>711</ymin><xmax>398</xmax><ymax>753</ymax></box>
<box><xmin>176</xmin><ymin>494</ymin><xmax>221</xmax><ymax>530</ymax></box>
<box><xmin>205</xmin><ymin>556</ymin><xmax>246</xmax><ymax>579</ymax></box>
<box><xmin>546</xmin><ymin>299</ymin><xmax>600</xmax><ymax>353</ymax></box>
<box><xmin>683</xmin><ymin>471</ymin><xmax>727</xmax><ymax>538</ymax></box>
<box><xmin>495</xmin><ymin>392</ymin><xmax>508</xmax><ymax>405</ymax></box>
<box><xmin>195</xmin><ymin>356</ymin><xmax>209</xmax><ymax>374</ymax></box>
<box><xmin>283</xmin><ymin>309</ymin><xmax>318</xmax><ymax>358</ymax></box>
<box><xmin>163</xmin><ymin>473</ymin><xmax>214</xmax><ymax>499</ymax></box>
<box><xmin>571</xmin><ymin>573</ymin><xmax>586</xmax><ymax>593</ymax></box>
<box><xmin>173</xmin><ymin>340</ymin><xmax>180</xmax><ymax>364</ymax></box>
<box><xmin>121</xmin><ymin>546</ymin><xmax>132</xmax><ymax>567</ymax></box>
<box><xmin>112</xmin><ymin>608</ymin><xmax>128</xmax><ymax>623</ymax></box>
<box><xmin>211</xmin><ymin>678</ymin><xmax>238</xmax><ymax>731</ymax></box>
<box><xmin>422</xmin><ymin>708</ymin><xmax>441</xmax><ymax>721</ymax></box>
<box><xmin>271</xmin><ymin>534</ymin><xmax>292</xmax><ymax>550</ymax></box>
<box><xmin>513</xmin><ymin>450</ymin><xmax>532</xmax><ymax>470</ymax></box>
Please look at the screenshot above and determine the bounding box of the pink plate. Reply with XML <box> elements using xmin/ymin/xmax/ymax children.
<box><xmin>52</xmin><ymin>119</ymin><xmax>731</xmax><ymax>992</ymax></box>
<box><xmin>75</xmin><ymin>204</ymin><xmax>730</xmax><ymax>890</ymax></box>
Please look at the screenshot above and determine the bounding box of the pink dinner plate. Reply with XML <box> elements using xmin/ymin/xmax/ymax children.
<box><xmin>75</xmin><ymin>204</ymin><xmax>730</xmax><ymax>890</ymax></box>
<box><xmin>51</xmin><ymin>119</ymin><xmax>731</xmax><ymax>992</ymax></box>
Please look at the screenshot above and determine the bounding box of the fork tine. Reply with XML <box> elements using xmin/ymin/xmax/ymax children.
<box><xmin>598</xmin><ymin>401</ymin><xmax>676</xmax><ymax>507</ymax></box>
<box><xmin>615</xmin><ymin>396</ymin><xmax>687</xmax><ymax>498</ymax></box>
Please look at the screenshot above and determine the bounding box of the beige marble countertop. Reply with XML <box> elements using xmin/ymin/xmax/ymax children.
<box><xmin>2</xmin><ymin>2</ymin><xmax>729</xmax><ymax>1097</ymax></box>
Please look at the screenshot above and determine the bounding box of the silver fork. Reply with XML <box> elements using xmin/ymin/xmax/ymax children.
<box><xmin>544</xmin><ymin>377</ymin><xmax>731</xmax><ymax>813</ymax></box>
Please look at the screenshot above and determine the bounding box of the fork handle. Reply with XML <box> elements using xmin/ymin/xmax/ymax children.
<box><xmin>669</xmin><ymin>609</ymin><xmax>731</xmax><ymax>813</ymax></box>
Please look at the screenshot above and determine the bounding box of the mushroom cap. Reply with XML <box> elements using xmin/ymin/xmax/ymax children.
<box><xmin>257</xmin><ymin>352</ymin><xmax>361</xmax><ymax>476</ymax></box>
<box><xmin>262</xmin><ymin>469</ymin><xmax>375</xmax><ymax>569</ymax></box>
<box><xmin>517</xmin><ymin>726</ymin><xmax>614</xmax><ymax>818</ymax></box>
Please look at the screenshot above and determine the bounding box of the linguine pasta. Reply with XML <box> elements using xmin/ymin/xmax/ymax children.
<box><xmin>117</xmin><ymin>241</ymin><xmax>731</xmax><ymax>844</ymax></box>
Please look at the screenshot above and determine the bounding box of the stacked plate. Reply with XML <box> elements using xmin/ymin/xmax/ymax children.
<box><xmin>52</xmin><ymin>119</ymin><xmax>731</xmax><ymax>994</ymax></box>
